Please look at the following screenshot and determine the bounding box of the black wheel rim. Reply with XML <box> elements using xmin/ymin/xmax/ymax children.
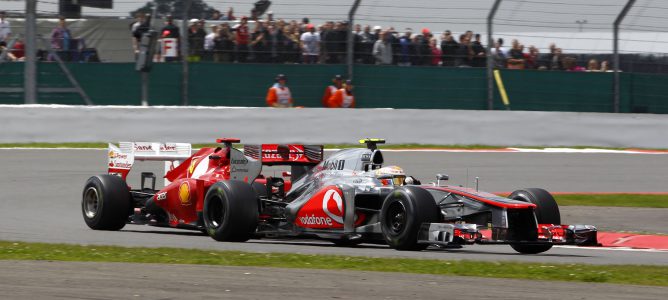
<box><xmin>207</xmin><ymin>196</ymin><xmax>225</xmax><ymax>228</ymax></box>
<box><xmin>386</xmin><ymin>201</ymin><xmax>407</xmax><ymax>234</ymax></box>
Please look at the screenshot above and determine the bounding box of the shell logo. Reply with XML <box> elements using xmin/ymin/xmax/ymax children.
<box><xmin>178</xmin><ymin>182</ymin><xmax>191</xmax><ymax>206</ymax></box>
<box><xmin>188</xmin><ymin>158</ymin><xmax>198</xmax><ymax>176</ymax></box>
<box><xmin>108</xmin><ymin>151</ymin><xmax>115</xmax><ymax>158</ymax></box>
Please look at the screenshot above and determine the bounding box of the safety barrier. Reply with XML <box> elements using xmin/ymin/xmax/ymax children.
<box><xmin>1</xmin><ymin>104</ymin><xmax>667</xmax><ymax>148</ymax></box>
<box><xmin>1</xmin><ymin>62</ymin><xmax>667</xmax><ymax>113</ymax></box>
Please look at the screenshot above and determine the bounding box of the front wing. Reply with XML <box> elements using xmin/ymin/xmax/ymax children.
<box><xmin>418</xmin><ymin>223</ymin><xmax>599</xmax><ymax>247</ymax></box>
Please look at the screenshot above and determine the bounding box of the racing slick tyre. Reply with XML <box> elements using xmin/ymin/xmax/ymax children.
<box><xmin>251</xmin><ymin>182</ymin><xmax>268</xmax><ymax>198</ymax></box>
<box><xmin>508</xmin><ymin>188</ymin><xmax>561</xmax><ymax>254</ymax></box>
<box><xmin>203</xmin><ymin>180</ymin><xmax>259</xmax><ymax>242</ymax></box>
<box><xmin>81</xmin><ymin>175</ymin><xmax>132</xmax><ymax>231</ymax></box>
<box><xmin>380</xmin><ymin>186</ymin><xmax>439</xmax><ymax>251</ymax></box>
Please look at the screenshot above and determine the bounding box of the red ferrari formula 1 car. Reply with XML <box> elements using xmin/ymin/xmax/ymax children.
<box><xmin>82</xmin><ymin>138</ymin><xmax>597</xmax><ymax>253</ymax></box>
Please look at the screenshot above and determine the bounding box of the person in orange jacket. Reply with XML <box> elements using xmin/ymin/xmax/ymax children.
<box><xmin>328</xmin><ymin>79</ymin><xmax>355</xmax><ymax>108</ymax></box>
<box><xmin>266</xmin><ymin>74</ymin><xmax>293</xmax><ymax>108</ymax></box>
<box><xmin>322</xmin><ymin>74</ymin><xmax>343</xmax><ymax>107</ymax></box>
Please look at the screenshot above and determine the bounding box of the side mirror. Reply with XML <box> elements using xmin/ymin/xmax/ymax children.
<box><xmin>371</xmin><ymin>149</ymin><xmax>384</xmax><ymax>165</ymax></box>
<box><xmin>436</xmin><ymin>174</ymin><xmax>449</xmax><ymax>186</ymax></box>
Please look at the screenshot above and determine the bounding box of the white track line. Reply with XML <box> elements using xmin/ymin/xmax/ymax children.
<box><xmin>555</xmin><ymin>245</ymin><xmax>668</xmax><ymax>253</ymax></box>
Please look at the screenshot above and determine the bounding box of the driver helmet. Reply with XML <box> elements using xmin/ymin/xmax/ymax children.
<box><xmin>375</xmin><ymin>165</ymin><xmax>406</xmax><ymax>186</ymax></box>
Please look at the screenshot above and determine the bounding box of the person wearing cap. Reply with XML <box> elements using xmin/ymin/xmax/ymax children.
<box><xmin>328</xmin><ymin>80</ymin><xmax>355</xmax><ymax>108</ymax></box>
<box><xmin>188</xmin><ymin>19</ymin><xmax>206</xmax><ymax>61</ymax></box>
<box><xmin>371</xmin><ymin>25</ymin><xmax>382</xmax><ymax>41</ymax></box>
<box><xmin>204</xmin><ymin>24</ymin><xmax>218</xmax><ymax>58</ymax></box>
<box><xmin>300</xmin><ymin>24</ymin><xmax>320</xmax><ymax>64</ymax></box>
<box><xmin>0</xmin><ymin>11</ymin><xmax>10</xmax><ymax>42</ymax></box>
<box><xmin>373</xmin><ymin>30</ymin><xmax>393</xmax><ymax>65</ymax></box>
<box><xmin>417</xmin><ymin>28</ymin><xmax>432</xmax><ymax>65</ymax></box>
<box><xmin>266</xmin><ymin>74</ymin><xmax>294</xmax><ymax>108</ymax></box>
<box><xmin>322</xmin><ymin>75</ymin><xmax>343</xmax><ymax>107</ymax></box>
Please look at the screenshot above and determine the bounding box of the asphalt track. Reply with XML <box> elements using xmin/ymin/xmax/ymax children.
<box><xmin>1</xmin><ymin>149</ymin><xmax>667</xmax><ymax>266</ymax></box>
<box><xmin>2</xmin><ymin>260</ymin><xmax>667</xmax><ymax>300</ymax></box>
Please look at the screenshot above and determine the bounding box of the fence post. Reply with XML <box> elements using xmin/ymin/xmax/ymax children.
<box><xmin>24</xmin><ymin>0</ymin><xmax>37</xmax><ymax>104</ymax></box>
<box><xmin>347</xmin><ymin>0</ymin><xmax>362</xmax><ymax>80</ymax></box>
<box><xmin>486</xmin><ymin>0</ymin><xmax>502</xmax><ymax>111</ymax></box>
<box><xmin>613</xmin><ymin>0</ymin><xmax>636</xmax><ymax>113</ymax></box>
<box><xmin>181</xmin><ymin>0</ymin><xmax>193</xmax><ymax>106</ymax></box>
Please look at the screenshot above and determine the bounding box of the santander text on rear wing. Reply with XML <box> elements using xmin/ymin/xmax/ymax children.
<box><xmin>108</xmin><ymin>142</ymin><xmax>192</xmax><ymax>184</ymax></box>
<box><xmin>244</xmin><ymin>144</ymin><xmax>323</xmax><ymax>165</ymax></box>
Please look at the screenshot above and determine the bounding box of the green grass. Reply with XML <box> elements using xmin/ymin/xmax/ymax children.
<box><xmin>555</xmin><ymin>194</ymin><xmax>668</xmax><ymax>208</ymax></box>
<box><xmin>0</xmin><ymin>142</ymin><xmax>665</xmax><ymax>151</ymax></box>
<box><xmin>0</xmin><ymin>142</ymin><xmax>109</xmax><ymax>148</ymax></box>
<box><xmin>1</xmin><ymin>241</ymin><xmax>667</xmax><ymax>286</ymax></box>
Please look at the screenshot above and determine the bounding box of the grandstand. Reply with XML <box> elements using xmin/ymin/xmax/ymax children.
<box><xmin>1</xmin><ymin>0</ymin><xmax>666</xmax><ymax>113</ymax></box>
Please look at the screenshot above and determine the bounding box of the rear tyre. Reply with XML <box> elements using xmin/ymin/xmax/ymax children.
<box><xmin>81</xmin><ymin>175</ymin><xmax>132</xmax><ymax>230</ymax></box>
<box><xmin>203</xmin><ymin>180</ymin><xmax>259</xmax><ymax>242</ymax></box>
<box><xmin>508</xmin><ymin>188</ymin><xmax>560</xmax><ymax>254</ymax></box>
<box><xmin>380</xmin><ymin>186</ymin><xmax>439</xmax><ymax>251</ymax></box>
<box><xmin>251</xmin><ymin>181</ymin><xmax>268</xmax><ymax>198</ymax></box>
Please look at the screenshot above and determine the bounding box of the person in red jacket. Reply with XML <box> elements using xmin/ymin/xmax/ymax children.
<box><xmin>322</xmin><ymin>75</ymin><xmax>343</xmax><ymax>107</ymax></box>
<box><xmin>266</xmin><ymin>74</ymin><xmax>293</xmax><ymax>108</ymax></box>
<box><xmin>328</xmin><ymin>80</ymin><xmax>355</xmax><ymax>108</ymax></box>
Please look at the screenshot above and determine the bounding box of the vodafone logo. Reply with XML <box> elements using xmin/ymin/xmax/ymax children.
<box><xmin>299</xmin><ymin>214</ymin><xmax>333</xmax><ymax>226</ymax></box>
<box><xmin>322</xmin><ymin>189</ymin><xmax>343</xmax><ymax>224</ymax></box>
<box><xmin>296</xmin><ymin>187</ymin><xmax>345</xmax><ymax>228</ymax></box>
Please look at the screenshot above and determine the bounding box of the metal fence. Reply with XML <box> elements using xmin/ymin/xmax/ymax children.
<box><xmin>1</xmin><ymin>0</ymin><xmax>667</xmax><ymax>112</ymax></box>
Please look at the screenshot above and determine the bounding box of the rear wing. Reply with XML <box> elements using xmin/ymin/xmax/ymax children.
<box><xmin>243</xmin><ymin>144</ymin><xmax>323</xmax><ymax>165</ymax></box>
<box><xmin>108</xmin><ymin>142</ymin><xmax>192</xmax><ymax>185</ymax></box>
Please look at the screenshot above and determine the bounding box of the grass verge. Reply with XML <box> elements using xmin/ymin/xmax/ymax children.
<box><xmin>1</xmin><ymin>241</ymin><xmax>667</xmax><ymax>286</ymax></box>
<box><xmin>555</xmin><ymin>194</ymin><xmax>668</xmax><ymax>208</ymax></box>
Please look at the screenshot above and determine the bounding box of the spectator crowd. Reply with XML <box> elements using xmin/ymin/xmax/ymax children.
<box><xmin>0</xmin><ymin>9</ymin><xmax>610</xmax><ymax>72</ymax></box>
<box><xmin>126</xmin><ymin>10</ymin><xmax>611</xmax><ymax>72</ymax></box>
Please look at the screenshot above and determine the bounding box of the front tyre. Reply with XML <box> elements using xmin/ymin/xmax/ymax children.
<box><xmin>380</xmin><ymin>186</ymin><xmax>439</xmax><ymax>251</ymax></box>
<box><xmin>81</xmin><ymin>175</ymin><xmax>132</xmax><ymax>230</ymax></box>
<box><xmin>203</xmin><ymin>180</ymin><xmax>259</xmax><ymax>242</ymax></box>
<box><xmin>508</xmin><ymin>188</ymin><xmax>561</xmax><ymax>254</ymax></box>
